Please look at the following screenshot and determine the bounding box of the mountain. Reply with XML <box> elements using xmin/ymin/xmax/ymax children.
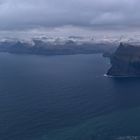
<box><xmin>0</xmin><ymin>37</ymin><xmax>117</xmax><ymax>55</ymax></box>
<box><xmin>107</xmin><ymin>43</ymin><xmax>140</xmax><ymax>77</ymax></box>
<box><xmin>1</xmin><ymin>35</ymin><xmax>140</xmax><ymax>56</ymax></box>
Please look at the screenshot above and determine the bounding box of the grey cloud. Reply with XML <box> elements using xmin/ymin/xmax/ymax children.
<box><xmin>0</xmin><ymin>0</ymin><xmax>140</xmax><ymax>30</ymax></box>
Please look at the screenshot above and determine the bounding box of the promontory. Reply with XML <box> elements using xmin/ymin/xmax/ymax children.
<box><xmin>107</xmin><ymin>43</ymin><xmax>140</xmax><ymax>77</ymax></box>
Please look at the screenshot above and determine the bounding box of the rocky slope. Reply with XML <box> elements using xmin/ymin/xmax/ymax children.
<box><xmin>107</xmin><ymin>43</ymin><xmax>140</xmax><ymax>77</ymax></box>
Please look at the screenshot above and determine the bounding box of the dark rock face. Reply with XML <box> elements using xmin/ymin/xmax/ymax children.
<box><xmin>107</xmin><ymin>43</ymin><xmax>140</xmax><ymax>77</ymax></box>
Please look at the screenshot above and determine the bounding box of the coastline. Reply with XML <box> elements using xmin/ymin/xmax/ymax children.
<box><xmin>104</xmin><ymin>74</ymin><xmax>140</xmax><ymax>78</ymax></box>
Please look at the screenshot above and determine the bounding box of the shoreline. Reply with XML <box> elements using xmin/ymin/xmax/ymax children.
<box><xmin>104</xmin><ymin>74</ymin><xmax>140</xmax><ymax>78</ymax></box>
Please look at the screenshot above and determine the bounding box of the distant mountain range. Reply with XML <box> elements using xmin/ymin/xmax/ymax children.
<box><xmin>0</xmin><ymin>35</ymin><xmax>140</xmax><ymax>55</ymax></box>
<box><xmin>0</xmin><ymin>36</ymin><xmax>117</xmax><ymax>55</ymax></box>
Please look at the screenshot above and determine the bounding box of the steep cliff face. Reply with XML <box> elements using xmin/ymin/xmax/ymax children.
<box><xmin>107</xmin><ymin>43</ymin><xmax>140</xmax><ymax>77</ymax></box>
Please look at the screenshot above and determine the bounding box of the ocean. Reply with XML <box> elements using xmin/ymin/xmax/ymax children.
<box><xmin>0</xmin><ymin>53</ymin><xmax>140</xmax><ymax>140</ymax></box>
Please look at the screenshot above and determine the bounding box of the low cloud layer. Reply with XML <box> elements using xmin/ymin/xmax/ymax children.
<box><xmin>0</xmin><ymin>0</ymin><xmax>140</xmax><ymax>31</ymax></box>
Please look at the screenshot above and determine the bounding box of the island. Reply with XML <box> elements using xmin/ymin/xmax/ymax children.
<box><xmin>107</xmin><ymin>43</ymin><xmax>140</xmax><ymax>77</ymax></box>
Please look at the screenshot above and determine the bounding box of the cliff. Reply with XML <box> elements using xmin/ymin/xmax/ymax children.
<box><xmin>107</xmin><ymin>43</ymin><xmax>140</xmax><ymax>77</ymax></box>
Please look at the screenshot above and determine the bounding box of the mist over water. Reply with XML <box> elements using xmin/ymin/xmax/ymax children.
<box><xmin>0</xmin><ymin>53</ymin><xmax>140</xmax><ymax>140</ymax></box>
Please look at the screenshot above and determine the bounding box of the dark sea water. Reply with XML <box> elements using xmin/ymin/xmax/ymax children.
<box><xmin>1</xmin><ymin>53</ymin><xmax>140</xmax><ymax>140</ymax></box>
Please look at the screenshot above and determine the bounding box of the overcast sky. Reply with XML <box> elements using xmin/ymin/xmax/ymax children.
<box><xmin>0</xmin><ymin>0</ymin><xmax>140</xmax><ymax>36</ymax></box>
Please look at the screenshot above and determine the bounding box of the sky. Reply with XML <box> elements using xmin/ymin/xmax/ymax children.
<box><xmin>0</xmin><ymin>0</ymin><xmax>140</xmax><ymax>37</ymax></box>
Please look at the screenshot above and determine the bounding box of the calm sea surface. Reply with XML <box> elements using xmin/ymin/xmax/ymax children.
<box><xmin>1</xmin><ymin>53</ymin><xmax>140</xmax><ymax>140</ymax></box>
